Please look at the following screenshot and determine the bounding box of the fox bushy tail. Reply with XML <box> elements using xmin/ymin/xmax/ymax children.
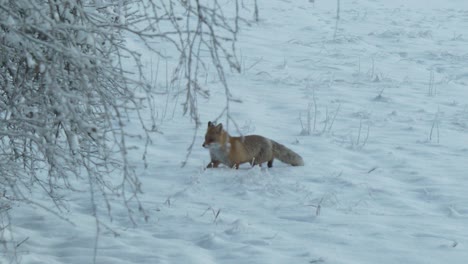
<box><xmin>272</xmin><ymin>141</ymin><xmax>304</xmax><ymax>166</ymax></box>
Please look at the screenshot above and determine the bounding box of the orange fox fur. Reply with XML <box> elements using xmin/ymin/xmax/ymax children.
<box><xmin>202</xmin><ymin>121</ymin><xmax>304</xmax><ymax>169</ymax></box>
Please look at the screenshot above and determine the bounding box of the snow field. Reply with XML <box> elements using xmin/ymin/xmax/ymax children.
<box><xmin>6</xmin><ymin>0</ymin><xmax>468</xmax><ymax>263</ymax></box>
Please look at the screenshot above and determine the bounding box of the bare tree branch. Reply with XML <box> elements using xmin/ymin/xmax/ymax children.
<box><xmin>0</xmin><ymin>0</ymin><xmax>250</xmax><ymax>261</ymax></box>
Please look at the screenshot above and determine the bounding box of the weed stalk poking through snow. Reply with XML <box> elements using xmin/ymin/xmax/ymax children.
<box><xmin>428</xmin><ymin>69</ymin><xmax>436</xmax><ymax>96</ymax></box>
<box><xmin>429</xmin><ymin>108</ymin><xmax>440</xmax><ymax>143</ymax></box>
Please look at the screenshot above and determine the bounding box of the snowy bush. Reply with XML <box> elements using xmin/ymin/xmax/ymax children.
<box><xmin>0</xmin><ymin>0</ymin><xmax>242</xmax><ymax>259</ymax></box>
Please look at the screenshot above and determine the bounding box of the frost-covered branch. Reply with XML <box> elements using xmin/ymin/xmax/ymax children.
<box><xmin>0</xmin><ymin>0</ymin><xmax>246</xmax><ymax>261</ymax></box>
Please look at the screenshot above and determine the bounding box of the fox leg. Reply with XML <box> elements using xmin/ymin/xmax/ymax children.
<box><xmin>249</xmin><ymin>160</ymin><xmax>257</xmax><ymax>167</ymax></box>
<box><xmin>207</xmin><ymin>160</ymin><xmax>220</xmax><ymax>168</ymax></box>
<box><xmin>249</xmin><ymin>159</ymin><xmax>263</xmax><ymax>168</ymax></box>
<box><xmin>267</xmin><ymin>159</ymin><xmax>273</xmax><ymax>168</ymax></box>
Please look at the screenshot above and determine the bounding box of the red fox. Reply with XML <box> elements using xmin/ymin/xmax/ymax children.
<box><xmin>202</xmin><ymin>121</ymin><xmax>304</xmax><ymax>169</ymax></box>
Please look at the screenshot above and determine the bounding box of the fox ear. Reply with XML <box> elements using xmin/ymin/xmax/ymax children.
<box><xmin>216</xmin><ymin>123</ymin><xmax>223</xmax><ymax>132</ymax></box>
<box><xmin>208</xmin><ymin>121</ymin><xmax>214</xmax><ymax>127</ymax></box>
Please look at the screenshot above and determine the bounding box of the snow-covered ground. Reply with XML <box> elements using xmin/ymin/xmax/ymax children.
<box><xmin>6</xmin><ymin>0</ymin><xmax>468</xmax><ymax>263</ymax></box>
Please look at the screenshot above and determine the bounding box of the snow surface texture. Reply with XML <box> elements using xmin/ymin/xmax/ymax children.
<box><xmin>7</xmin><ymin>0</ymin><xmax>468</xmax><ymax>263</ymax></box>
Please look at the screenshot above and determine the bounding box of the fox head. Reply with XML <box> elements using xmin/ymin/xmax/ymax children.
<box><xmin>202</xmin><ymin>121</ymin><xmax>224</xmax><ymax>148</ymax></box>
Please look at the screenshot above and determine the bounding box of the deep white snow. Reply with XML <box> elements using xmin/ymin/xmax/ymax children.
<box><xmin>6</xmin><ymin>0</ymin><xmax>468</xmax><ymax>263</ymax></box>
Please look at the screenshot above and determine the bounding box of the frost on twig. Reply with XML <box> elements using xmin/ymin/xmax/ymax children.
<box><xmin>0</xmin><ymin>0</ymin><xmax>245</xmax><ymax>261</ymax></box>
